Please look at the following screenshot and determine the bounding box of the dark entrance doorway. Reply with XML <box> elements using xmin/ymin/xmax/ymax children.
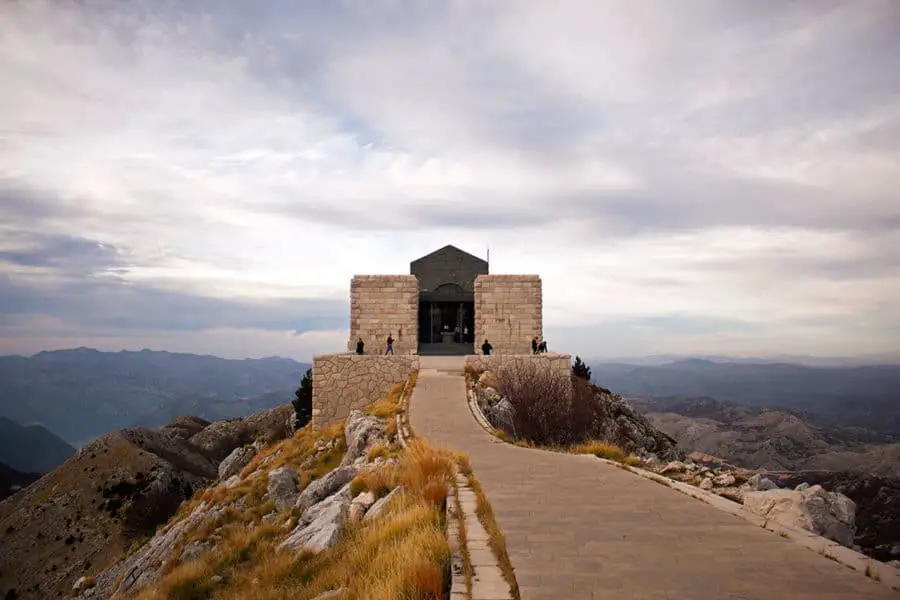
<box><xmin>410</xmin><ymin>245</ymin><xmax>488</xmax><ymax>355</ymax></box>
<box><xmin>417</xmin><ymin>300</ymin><xmax>474</xmax><ymax>355</ymax></box>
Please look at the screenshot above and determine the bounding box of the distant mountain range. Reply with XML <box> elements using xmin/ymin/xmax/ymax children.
<box><xmin>0</xmin><ymin>348</ymin><xmax>311</xmax><ymax>447</ymax></box>
<box><xmin>0</xmin><ymin>417</ymin><xmax>75</xmax><ymax>473</ymax></box>
<box><xmin>589</xmin><ymin>358</ymin><xmax>900</xmax><ymax>437</ymax></box>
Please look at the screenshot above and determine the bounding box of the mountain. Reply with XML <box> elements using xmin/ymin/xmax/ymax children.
<box><xmin>0</xmin><ymin>417</ymin><xmax>75</xmax><ymax>473</ymax></box>
<box><xmin>0</xmin><ymin>348</ymin><xmax>311</xmax><ymax>445</ymax></box>
<box><xmin>631</xmin><ymin>396</ymin><xmax>900</xmax><ymax>476</ymax></box>
<box><xmin>0</xmin><ymin>461</ymin><xmax>40</xmax><ymax>501</ymax></box>
<box><xmin>0</xmin><ymin>404</ymin><xmax>294</xmax><ymax>600</ymax></box>
<box><xmin>590</xmin><ymin>360</ymin><xmax>900</xmax><ymax>436</ymax></box>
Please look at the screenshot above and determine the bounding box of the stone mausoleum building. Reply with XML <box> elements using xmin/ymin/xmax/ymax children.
<box><xmin>349</xmin><ymin>244</ymin><xmax>542</xmax><ymax>356</ymax></box>
<box><xmin>312</xmin><ymin>245</ymin><xmax>568</xmax><ymax>428</ymax></box>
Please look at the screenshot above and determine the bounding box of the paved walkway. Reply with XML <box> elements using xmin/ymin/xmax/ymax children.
<box><xmin>410</xmin><ymin>356</ymin><xmax>898</xmax><ymax>600</ymax></box>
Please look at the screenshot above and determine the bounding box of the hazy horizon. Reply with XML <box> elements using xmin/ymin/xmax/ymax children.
<box><xmin>2</xmin><ymin>1</ymin><xmax>899</xmax><ymax>361</ymax></box>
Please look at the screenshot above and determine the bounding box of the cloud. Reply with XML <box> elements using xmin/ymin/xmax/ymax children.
<box><xmin>0</xmin><ymin>0</ymin><xmax>899</xmax><ymax>361</ymax></box>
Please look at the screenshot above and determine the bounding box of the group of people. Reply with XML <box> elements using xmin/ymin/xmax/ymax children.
<box><xmin>354</xmin><ymin>333</ymin><xmax>545</xmax><ymax>356</ymax></box>
<box><xmin>355</xmin><ymin>334</ymin><xmax>396</xmax><ymax>355</ymax></box>
<box><xmin>531</xmin><ymin>336</ymin><xmax>549</xmax><ymax>354</ymax></box>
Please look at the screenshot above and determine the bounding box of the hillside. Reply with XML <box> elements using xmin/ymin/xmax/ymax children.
<box><xmin>0</xmin><ymin>405</ymin><xmax>294</xmax><ymax>600</ymax></box>
<box><xmin>0</xmin><ymin>416</ymin><xmax>75</xmax><ymax>473</ymax></box>
<box><xmin>0</xmin><ymin>348</ymin><xmax>310</xmax><ymax>445</ymax></box>
<box><xmin>0</xmin><ymin>462</ymin><xmax>40</xmax><ymax>501</ymax></box>
<box><xmin>590</xmin><ymin>359</ymin><xmax>900</xmax><ymax>436</ymax></box>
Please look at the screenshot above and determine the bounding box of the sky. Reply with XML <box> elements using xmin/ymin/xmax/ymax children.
<box><xmin>1</xmin><ymin>0</ymin><xmax>899</xmax><ymax>363</ymax></box>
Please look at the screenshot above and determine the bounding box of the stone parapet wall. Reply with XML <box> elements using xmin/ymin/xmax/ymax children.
<box><xmin>465</xmin><ymin>353</ymin><xmax>571</xmax><ymax>379</ymax></box>
<box><xmin>312</xmin><ymin>353</ymin><xmax>419</xmax><ymax>428</ymax></box>
<box><xmin>349</xmin><ymin>275</ymin><xmax>418</xmax><ymax>355</ymax></box>
<box><xmin>473</xmin><ymin>275</ymin><xmax>542</xmax><ymax>354</ymax></box>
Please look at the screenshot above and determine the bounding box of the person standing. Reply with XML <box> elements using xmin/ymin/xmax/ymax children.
<box><xmin>385</xmin><ymin>333</ymin><xmax>394</xmax><ymax>355</ymax></box>
<box><xmin>532</xmin><ymin>336</ymin><xmax>539</xmax><ymax>354</ymax></box>
<box><xmin>356</xmin><ymin>337</ymin><xmax>365</xmax><ymax>355</ymax></box>
<box><xmin>481</xmin><ymin>339</ymin><xmax>492</xmax><ymax>355</ymax></box>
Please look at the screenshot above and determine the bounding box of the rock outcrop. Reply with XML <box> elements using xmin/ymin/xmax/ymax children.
<box><xmin>280</xmin><ymin>485</ymin><xmax>352</xmax><ymax>554</ymax></box>
<box><xmin>744</xmin><ymin>484</ymin><xmax>857</xmax><ymax>546</ymax></box>
<box><xmin>341</xmin><ymin>411</ymin><xmax>387</xmax><ymax>467</ymax></box>
<box><xmin>268</xmin><ymin>467</ymin><xmax>301</xmax><ymax>512</ymax></box>
<box><xmin>218</xmin><ymin>446</ymin><xmax>257</xmax><ymax>480</ymax></box>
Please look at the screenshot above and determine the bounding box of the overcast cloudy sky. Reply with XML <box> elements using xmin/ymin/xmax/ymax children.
<box><xmin>1</xmin><ymin>0</ymin><xmax>899</xmax><ymax>362</ymax></box>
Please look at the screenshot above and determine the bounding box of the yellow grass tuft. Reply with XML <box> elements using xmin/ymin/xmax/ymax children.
<box><xmin>570</xmin><ymin>441</ymin><xmax>627</xmax><ymax>463</ymax></box>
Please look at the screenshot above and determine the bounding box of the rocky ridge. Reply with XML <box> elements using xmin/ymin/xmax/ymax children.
<box><xmin>0</xmin><ymin>405</ymin><xmax>294</xmax><ymax>600</ymax></box>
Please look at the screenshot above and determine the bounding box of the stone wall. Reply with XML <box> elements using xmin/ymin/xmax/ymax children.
<box><xmin>349</xmin><ymin>275</ymin><xmax>419</xmax><ymax>355</ymax></box>
<box><xmin>312</xmin><ymin>354</ymin><xmax>419</xmax><ymax>428</ymax></box>
<box><xmin>465</xmin><ymin>353</ymin><xmax>571</xmax><ymax>379</ymax></box>
<box><xmin>473</xmin><ymin>275</ymin><xmax>542</xmax><ymax>354</ymax></box>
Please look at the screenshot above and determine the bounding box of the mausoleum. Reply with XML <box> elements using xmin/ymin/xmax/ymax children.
<box><xmin>312</xmin><ymin>245</ymin><xmax>568</xmax><ymax>428</ymax></box>
<box><xmin>349</xmin><ymin>244</ymin><xmax>542</xmax><ymax>356</ymax></box>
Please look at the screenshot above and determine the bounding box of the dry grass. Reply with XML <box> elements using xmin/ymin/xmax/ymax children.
<box><xmin>456</xmin><ymin>454</ymin><xmax>520</xmax><ymax>600</ymax></box>
<box><xmin>570</xmin><ymin>441</ymin><xmax>626</xmax><ymax>463</ymax></box>
<box><xmin>865</xmin><ymin>562</ymin><xmax>881</xmax><ymax>581</ymax></box>
<box><xmin>134</xmin><ymin>373</ymin><xmax>460</xmax><ymax>600</ymax></box>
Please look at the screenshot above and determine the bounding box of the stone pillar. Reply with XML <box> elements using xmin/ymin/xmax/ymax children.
<box><xmin>349</xmin><ymin>275</ymin><xmax>419</xmax><ymax>355</ymax></box>
<box><xmin>473</xmin><ymin>275</ymin><xmax>542</xmax><ymax>355</ymax></box>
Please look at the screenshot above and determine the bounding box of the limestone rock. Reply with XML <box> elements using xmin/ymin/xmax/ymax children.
<box><xmin>268</xmin><ymin>467</ymin><xmax>300</xmax><ymax>512</ymax></box>
<box><xmin>312</xmin><ymin>589</ymin><xmax>346</xmax><ymax>599</ymax></box>
<box><xmin>699</xmin><ymin>477</ymin><xmax>714</xmax><ymax>490</ymax></box>
<box><xmin>713</xmin><ymin>473</ymin><xmax>736</xmax><ymax>487</ymax></box>
<box><xmin>746</xmin><ymin>473</ymin><xmax>777</xmax><ymax>491</ymax></box>
<box><xmin>660</xmin><ymin>461</ymin><xmax>687</xmax><ymax>475</ymax></box>
<box><xmin>744</xmin><ymin>484</ymin><xmax>857</xmax><ymax>546</ymax></box>
<box><xmin>189</xmin><ymin>419</ymin><xmax>252</xmax><ymax>462</ymax></box>
<box><xmin>349</xmin><ymin>491</ymin><xmax>376</xmax><ymax>521</ymax></box>
<box><xmin>478</xmin><ymin>371</ymin><xmax>499</xmax><ymax>389</ymax></box>
<box><xmin>72</xmin><ymin>576</ymin><xmax>94</xmax><ymax>593</ymax></box>
<box><xmin>341</xmin><ymin>411</ymin><xmax>387</xmax><ymax>467</ymax></box>
<box><xmin>279</xmin><ymin>485</ymin><xmax>351</xmax><ymax>554</ymax></box>
<box><xmin>365</xmin><ymin>486</ymin><xmax>402</xmax><ymax>521</ymax></box>
<box><xmin>296</xmin><ymin>466</ymin><xmax>359</xmax><ymax>515</ymax></box>
<box><xmin>180</xmin><ymin>539</ymin><xmax>214</xmax><ymax>563</ymax></box>
<box><xmin>218</xmin><ymin>446</ymin><xmax>256</xmax><ymax>480</ymax></box>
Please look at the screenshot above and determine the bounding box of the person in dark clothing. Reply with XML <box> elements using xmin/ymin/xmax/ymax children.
<box><xmin>532</xmin><ymin>336</ymin><xmax>539</xmax><ymax>354</ymax></box>
<box><xmin>539</xmin><ymin>340</ymin><xmax>548</xmax><ymax>353</ymax></box>
<box><xmin>385</xmin><ymin>334</ymin><xmax>394</xmax><ymax>355</ymax></box>
<box><xmin>355</xmin><ymin>337</ymin><xmax>365</xmax><ymax>355</ymax></box>
<box><xmin>481</xmin><ymin>339</ymin><xmax>492</xmax><ymax>355</ymax></box>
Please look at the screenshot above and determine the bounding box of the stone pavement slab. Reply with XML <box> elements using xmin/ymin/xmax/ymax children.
<box><xmin>410</xmin><ymin>356</ymin><xmax>899</xmax><ymax>600</ymax></box>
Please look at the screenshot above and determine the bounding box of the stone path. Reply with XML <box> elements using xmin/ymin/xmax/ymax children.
<box><xmin>410</xmin><ymin>356</ymin><xmax>899</xmax><ymax>600</ymax></box>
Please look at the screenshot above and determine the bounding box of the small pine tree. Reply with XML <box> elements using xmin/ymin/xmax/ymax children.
<box><xmin>291</xmin><ymin>368</ymin><xmax>313</xmax><ymax>429</ymax></box>
<box><xmin>572</xmin><ymin>356</ymin><xmax>592</xmax><ymax>381</ymax></box>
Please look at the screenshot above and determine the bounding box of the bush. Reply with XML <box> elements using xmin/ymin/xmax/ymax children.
<box><xmin>291</xmin><ymin>368</ymin><xmax>313</xmax><ymax>429</ymax></box>
<box><xmin>493</xmin><ymin>362</ymin><xmax>598</xmax><ymax>446</ymax></box>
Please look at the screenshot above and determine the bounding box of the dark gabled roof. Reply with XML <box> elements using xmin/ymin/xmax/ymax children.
<box><xmin>410</xmin><ymin>245</ymin><xmax>487</xmax><ymax>267</ymax></box>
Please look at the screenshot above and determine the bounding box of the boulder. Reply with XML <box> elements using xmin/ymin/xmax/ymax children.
<box><xmin>349</xmin><ymin>491</ymin><xmax>376</xmax><ymax>521</ymax></box>
<box><xmin>699</xmin><ymin>478</ymin><xmax>714</xmax><ymax>491</ymax></box>
<box><xmin>312</xmin><ymin>588</ymin><xmax>346</xmax><ymax>599</ymax></box>
<box><xmin>478</xmin><ymin>371</ymin><xmax>499</xmax><ymax>389</ymax></box>
<box><xmin>746</xmin><ymin>474</ymin><xmax>777</xmax><ymax>491</ymax></box>
<box><xmin>660</xmin><ymin>461</ymin><xmax>688</xmax><ymax>475</ymax></box>
<box><xmin>268</xmin><ymin>467</ymin><xmax>300</xmax><ymax>512</ymax></box>
<box><xmin>296</xmin><ymin>466</ymin><xmax>359</xmax><ymax>515</ymax></box>
<box><xmin>341</xmin><ymin>411</ymin><xmax>387</xmax><ymax>467</ymax></box>
<box><xmin>713</xmin><ymin>473</ymin><xmax>736</xmax><ymax>487</ymax></box>
<box><xmin>744</xmin><ymin>484</ymin><xmax>857</xmax><ymax>546</ymax></box>
<box><xmin>218</xmin><ymin>446</ymin><xmax>257</xmax><ymax>480</ymax></box>
<box><xmin>486</xmin><ymin>398</ymin><xmax>516</xmax><ymax>432</ymax></box>
<box><xmin>365</xmin><ymin>486</ymin><xmax>402</xmax><ymax>521</ymax></box>
<box><xmin>279</xmin><ymin>485</ymin><xmax>352</xmax><ymax>553</ymax></box>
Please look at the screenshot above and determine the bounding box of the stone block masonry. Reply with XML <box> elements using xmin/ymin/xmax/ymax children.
<box><xmin>473</xmin><ymin>275</ymin><xmax>542</xmax><ymax>355</ymax></box>
<box><xmin>312</xmin><ymin>354</ymin><xmax>419</xmax><ymax>428</ymax></box>
<box><xmin>349</xmin><ymin>275</ymin><xmax>419</xmax><ymax>355</ymax></box>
